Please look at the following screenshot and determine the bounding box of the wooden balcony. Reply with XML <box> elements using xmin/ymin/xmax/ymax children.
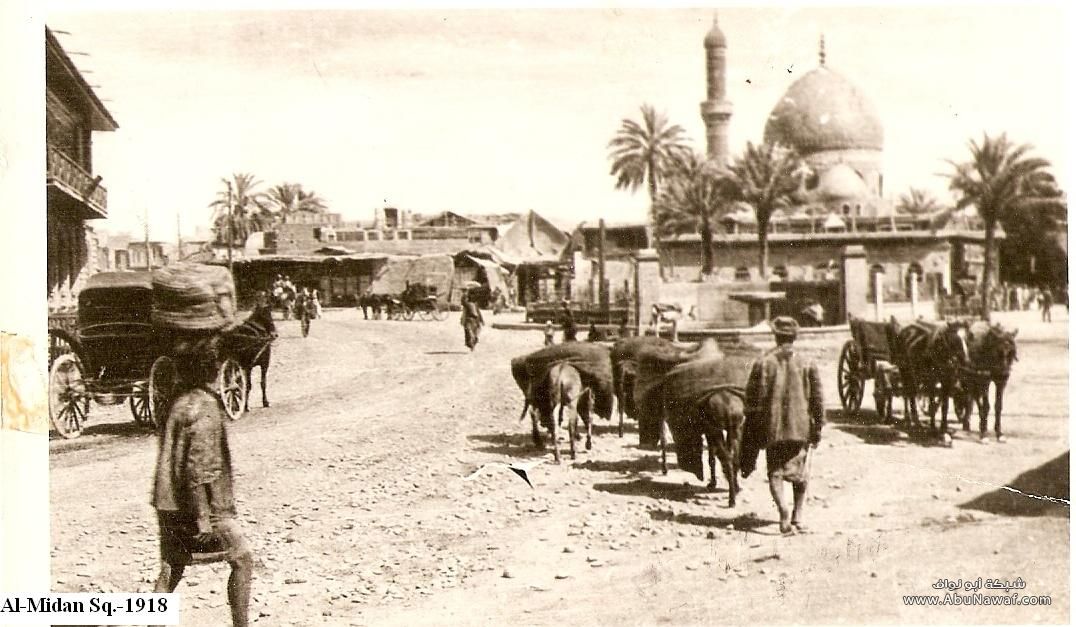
<box><xmin>47</xmin><ymin>144</ymin><xmax>107</xmax><ymax>219</ymax></box>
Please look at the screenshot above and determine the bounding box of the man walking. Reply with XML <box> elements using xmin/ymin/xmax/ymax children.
<box><xmin>461</xmin><ymin>288</ymin><xmax>484</xmax><ymax>351</ymax></box>
<box><xmin>1040</xmin><ymin>287</ymin><xmax>1054</xmax><ymax>322</ymax></box>
<box><xmin>741</xmin><ymin>316</ymin><xmax>824</xmax><ymax>536</ymax></box>
<box><xmin>152</xmin><ymin>334</ymin><xmax>252</xmax><ymax>626</ymax></box>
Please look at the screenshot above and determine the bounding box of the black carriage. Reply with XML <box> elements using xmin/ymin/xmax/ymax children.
<box><xmin>47</xmin><ymin>272</ymin><xmax>251</xmax><ymax>439</ymax></box>
<box><xmin>837</xmin><ymin>317</ymin><xmax>954</xmax><ymax>421</ymax></box>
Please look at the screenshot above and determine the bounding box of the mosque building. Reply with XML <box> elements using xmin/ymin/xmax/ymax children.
<box><xmin>658</xmin><ymin>16</ymin><xmax>996</xmax><ymax>305</ymax></box>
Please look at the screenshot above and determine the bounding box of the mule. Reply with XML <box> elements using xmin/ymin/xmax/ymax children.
<box><xmin>894</xmin><ymin>320</ymin><xmax>970</xmax><ymax>443</ymax></box>
<box><xmin>962</xmin><ymin>322</ymin><xmax>1018</xmax><ymax>442</ymax></box>
<box><xmin>531</xmin><ymin>362</ymin><xmax>592</xmax><ymax>463</ymax></box>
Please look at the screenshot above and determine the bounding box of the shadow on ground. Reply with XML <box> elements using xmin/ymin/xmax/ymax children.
<box><xmin>648</xmin><ymin>509</ymin><xmax>773</xmax><ymax>534</ymax></box>
<box><xmin>593</xmin><ymin>477</ymin><xmax>710</xmax><ymax>502</ymax></box>
<box><xmin>961</xmin><ymin>451</ymin><xmax>1070</xmax><ymax>517</ymax></box>
<box><xmin>572</xmin><ymin>456</ymin><xmax>662</xmax><ymax>474</ymax></box>
<box><xmin>468</xmin><ymin>432</ymin><xmax>550</xmax><ymax>459</ymax></box>
<box><xmin>828</xmin><ymin>408</ymin><xmax>954</xmax><ymax>448</ymax></box>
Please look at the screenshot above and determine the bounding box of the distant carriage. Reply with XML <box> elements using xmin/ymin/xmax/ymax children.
<box><xmin>47</xmin><ymin>272</ymin><xmax>268</xmax><ymax>439</ymax></box>
<box><xmin>385</xmin><ymin>283</ymin><xmax>448</xmax><ymax>321</ymax></box>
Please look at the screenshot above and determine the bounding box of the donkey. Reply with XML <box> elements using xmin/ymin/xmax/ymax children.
<box><xmin>894</xmin><ymin>319</ymin><xmax>970</xmax><ymax>443</ymax></box>
<box><xmin>531</xmin><ymin>362</ymin><xmax>592</xmax><ymax>463</ymax></box>
<box><xmin>227</xmin><ymin>298</ymin><xmax>277</xmax><ymax>411</ymax></box>
<box><xmin>962</xmin><ymin>322</ymin><xmax>1018</xmax><ymax>442</ymax></box>
<box><xmin>660</xmin><ymin>387</ymin><xmax>745</xmax><ymax>507</ymax></box>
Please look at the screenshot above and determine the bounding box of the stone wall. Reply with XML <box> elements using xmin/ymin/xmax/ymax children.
<box><xmin>664</xmin><ymin>238</ymin><xmax>951</xmax><ymax>302</ymax></box>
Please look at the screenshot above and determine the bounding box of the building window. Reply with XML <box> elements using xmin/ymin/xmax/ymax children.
<box><xmin>906</xmin><ymin>263</ymin><xmax>924</xmax><ymax>299</ymax></box>
<box><xmin>855</xmin><ymin>204</ymin><xmax>862</xmax><ymax>216</ymax></box>
<box><xmin>734</xmin><ymin>266</ymin><xmax>751</xmax><ymax>281</ymax></box>
<box><xmin>842</xmin><ymin>204</ymin><xmax>851</xmax><ymax>216</ymax></box>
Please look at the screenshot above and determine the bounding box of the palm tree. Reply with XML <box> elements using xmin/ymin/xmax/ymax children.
<box><xmin>896</xmin><ymin>187</ymin><xmax>941</xmax><ymax>215</ymax></box>
<box><xmin>607</xmin><ymin>104</ymin><xmax>691</xmax><ymax>207</ymax></box>
<box><xmin>267</xmin><ymin>183</ymin><xmax>328</xmax><ymax>222</ymax></box>
<box><xmin>652</xmin><ymin>152</ymin><xmax>730</xmax><ymax>276</ymax></box>
<box><xmin>209</xmin><ymin>173</ymin><xmax>271</xmax><ymax>246</ymax></box>
<box><xmin>720</xmin><ymin>142</ymin><xmax>803</xmax><ymax>278</ymax></box>
<box><xmin>946</xmin><ymin>133</ymin><xmax>1063</xmax><ymax>320</ymax></box>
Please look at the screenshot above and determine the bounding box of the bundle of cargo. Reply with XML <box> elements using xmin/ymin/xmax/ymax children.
<box><xmin>151</xmin><ymin>264</ymin><xmax>238</xmax><ymax>332</ymax></box>
<box><xmin>659</xmin><ymin>356</ymin><xmax>750</xmax><ymax>480</ymax></box>
<box><xmin>515</xmin><ymin>342</ymin><xmax>614</xmax><ymax>420</ymax></box>
<box><xmin>632</xmin><ymin>339</ymin><xmax>722</xmax><ymax>447</ymax></box>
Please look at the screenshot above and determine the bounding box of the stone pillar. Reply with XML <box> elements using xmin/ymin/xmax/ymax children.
<box><xmin>840</xmin><ymin>245</ymin><xmax>868</xmax><ymax>322</ymax></box>
<box><xmin>874</xmin><ymin>271</ymin><xmax>884</xmax><ymax>321</ymax></box>
<box><xmin>633</xmin><ymin>249</ymin><xmax>662</xmax><ymax>336</ymax></box>
<box><xmin>910</xmin><ymin>271</ymin><xmax>920</xmax><ymax>319</ymax></box>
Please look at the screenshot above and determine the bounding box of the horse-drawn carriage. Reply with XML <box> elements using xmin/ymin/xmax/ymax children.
<box><xmin>838</xmin><ymin>316</ymin><xmax>978</xmax><ymax>440</ymax></box>
<box><xmin>47</xmin><ymin>271</ymin><xmax>269</xmax><ymax>438</ymax></box>
<box><xmin>385</xmin><ymin>283</ymin><xmax>448</xmax><ymax>321</ymax></box>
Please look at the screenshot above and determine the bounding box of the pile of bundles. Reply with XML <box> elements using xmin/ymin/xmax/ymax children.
<box><xmin>151</xmin><ymin>264</ymin><xmax>238</xmax><ymax>333</ymax></box>
<box><xmin>632</xmin><ymin>339</ymin><xmax>721</xmax><ymax>447</ymax></box>
<box><xmin>610</xmin><ymin>336</ymin><xmax>679</xmax><ymax>433</ymax></box>
<box><xmin>513</xmin><ymin>343</ymin><xmax>614</xmax><ymax>425</ymax></box>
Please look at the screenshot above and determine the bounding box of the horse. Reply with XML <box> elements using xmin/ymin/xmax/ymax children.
<box><xmin>531</xmin><ymin>362</ymin><xmax>592</xmax><ymax>463</ymax></box>
<box><xmin>961</xmin><ymin>322</ymin><xmax>1018</xmax><ymax>442</ymax></box>
<box><xmin>894</xmin><ymin>319</ymin><xmax>970</xmax><ymax>443</ymax></box>
<box><xmin>225</xmin><ymin>301</ymin><xmax>277</xmax><ymax>411</ymax></box>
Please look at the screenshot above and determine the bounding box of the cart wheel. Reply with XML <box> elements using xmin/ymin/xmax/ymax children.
<box><xmin>218</xmin><ymin>358</ymin><xmax>248</xmax><ymax>421</ymax></box>
<box><xmin>431</xmin><ymin>304</ymin><xmax>448</xmax><ymax>322</ymax></box>
<box><xmin>404</xmin><ymin>307</ymin><xmax>416</xmax><ymax>321</ymax></box>
<box><xmin>129</xmin><ymin>383</ymin><xmax>152</xmax><ymax>425</ymax></box>
<box><xmin>49</xmin><ymin>353</ymin><xmax>87</xmax><ymax>439</ymax></box>
<box><xmin>417</xmin><ymin>307</ymin><xmax>430</xmax><ymax>321</ymax></box>
<box><xmin>149</xmin><ymin>356</ymin><xmax>177</xmax><ymax>428</ymax></box>
<box><xmin>837</xmin><ymin>340</ymin><xmax>864</xmax><ymax>413</ymax></box>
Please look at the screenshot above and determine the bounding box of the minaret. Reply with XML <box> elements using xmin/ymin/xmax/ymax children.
<box><xmin>701</xmin><ymin>13</ymin><xmax>733</xmax><ymax>168</ymax></box>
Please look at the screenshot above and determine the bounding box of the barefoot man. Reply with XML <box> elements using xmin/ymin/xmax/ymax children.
<box><xmin>741</xmin><ymin>316</ymin><xmax>824</xmax><ymax>535</ymax></box>
<box><xmin>152</xmin><ymin>334</ymin><xmax>253</xmax><ymax>626</ymax></box>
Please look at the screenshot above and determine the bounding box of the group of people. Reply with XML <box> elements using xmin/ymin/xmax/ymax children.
<box><xmin>986</xmin><ymin>282</ymin><xmax>1067</xmax><ymax>320</ymax></box>
<box><xmin>270</xmin><ymin>274</ymin><xmax>320</xmax><ymax>336</ymax></box>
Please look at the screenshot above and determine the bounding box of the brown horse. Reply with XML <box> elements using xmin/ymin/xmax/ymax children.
<box><xmin>532</xmin><ymin>362</ymin><xmax>592</xmax><ymax>463</ymax></box>
<box><xmin>224</xmin><ymin>300</ymin><xmax>277</xmax><ymax>411</ymax></box>
<box><xmin>962</xmin><ymin>322</ymin><xmax>1018</xmax><ymax>442</ymax></box>
<box><xmin>894</xmin><ymin>320</ymin><xmax>970</xmax><ymax>443</ymax></box>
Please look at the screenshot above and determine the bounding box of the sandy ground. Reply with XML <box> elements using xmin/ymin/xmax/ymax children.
<box><xmin>49</xmin><ymin>307</ymin><xmax>1070</xmax><ymax>625</ymax></box>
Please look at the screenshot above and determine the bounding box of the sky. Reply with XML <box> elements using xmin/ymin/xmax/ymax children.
<box><xmin>46</xmin><ymin>4</ymin><xmax>1070</xmax><ymax>240</ymax></box>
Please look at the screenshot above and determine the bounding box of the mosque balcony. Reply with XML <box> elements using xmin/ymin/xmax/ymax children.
<box><xmin>700</xmin><ymin>100</ymin><xmax>733</xmax><ymax>119</ymax></box>
<box><xmin>47</xmin><ymin>144</ymin><xmax>108</xmax><ymax>219</ymax></box>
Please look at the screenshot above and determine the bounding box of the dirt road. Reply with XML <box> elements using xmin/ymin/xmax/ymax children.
<box><xmin>50</xmin><ymin>309</ymin><xmax>1069</xmax><ymax>625</ymax></box>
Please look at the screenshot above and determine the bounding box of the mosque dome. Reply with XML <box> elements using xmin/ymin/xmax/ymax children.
<box><xmin>816</xmin><ymin>163</ymin><xmax>869</xmax><ymax>200</ymax></box>
<box><xmin>763</xmin><ymin>66</ymin><xmax>884</xmax><ymax>154</ymax></box>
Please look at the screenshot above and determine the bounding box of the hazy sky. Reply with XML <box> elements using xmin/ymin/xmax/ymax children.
<box><xmin>48</xmin><ymin>5</ymin><xmax>1068</xmax><ymax>239</ymax></box>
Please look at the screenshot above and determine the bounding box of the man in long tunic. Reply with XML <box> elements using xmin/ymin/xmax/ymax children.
<box><xmin>741</xmin><ymin>316</ymin><xmax>824</xmax><ymax>535</ymax></box>
<box><xmin>152</xmin><ymin>335</ymin><xmax>252</xmax><ymax>626</ymax></box>
<box><xmin>461</xmin><ymin>289</ymin><xmax>484</xmax><ymax>351</ymax></box>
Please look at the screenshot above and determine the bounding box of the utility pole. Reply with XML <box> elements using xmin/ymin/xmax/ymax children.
<box><xmin>598</xmin><ymin>218</ymin><xmax>608</xmax><ymax>324</ymax></box>
<box><xmin>226</xmin><ymin>180</ymin><xmax>234</xmax><ymax>273</ymax></box>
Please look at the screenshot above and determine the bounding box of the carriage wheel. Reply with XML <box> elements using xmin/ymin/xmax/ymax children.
<box><xmin>417</xmin><ymin>308</ymin><xmax>431</xmax><ymax>321</ymax></box>
<box><xmin>430</xmin><ymin>304</ymin><xmax>448</xmax><ymax>322</ymax></box>
<box><xmin>149</xmin><ymin>356</ymin><xmax>178</xmax><ymax>428</ymax></box>
<box><xmin>404</xmin><ymin>307</ymin><xmax>416</xmax><ymax>321</ymax></box>
<box><xmin>129</xmin><ymin>383</ymin><xmax>152</xmax><ymax>425</ymax></box>
<box><xmin>218</xmin><ymin>358</ymin><xmax>248</xmax><ymax>421</ymax></box>
<box><xmin>837</xmin><ymin>341</ymin><xmax>864</xmax><ymax>413</ymax></box>
<box><xmin>49</xmin><ymin>353</ymin><xmax>88</xmax><ymax>439</ymax></box>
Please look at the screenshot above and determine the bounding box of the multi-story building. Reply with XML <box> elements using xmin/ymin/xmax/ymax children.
<box><xmin>46</xmin><ymin>26</ymin><xmax>118</xmax><ymax>324</ymax></box>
